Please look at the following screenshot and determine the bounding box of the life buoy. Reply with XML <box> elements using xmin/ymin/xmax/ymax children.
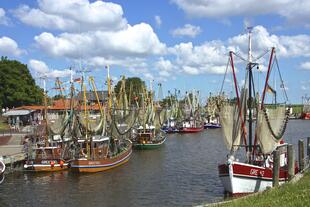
<box><xmin>59</xmin><ymin>160</ymin><xmax>64</xmax><ymax>168</ymax></box>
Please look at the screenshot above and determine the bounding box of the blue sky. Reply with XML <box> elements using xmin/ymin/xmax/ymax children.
<box><xmin>0</xmin><ymin>0</ymin><xmax>310</xmax><ymax>103</ymax></box>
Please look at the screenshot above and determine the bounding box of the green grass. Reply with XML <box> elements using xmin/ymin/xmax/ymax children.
<box><xmin>291</xmin><ymin>104</ymin><xmax>303</xmax><ymax>114</ymax></box>
<box><xmin>218</xmin><ymin>172</ymin><xmax>310</xmax><ymax>207</ymax></box>
<box><xmin>0</xmin><ymin>116</ymin><xmax>9</xmax><ymax>131</ymax></box>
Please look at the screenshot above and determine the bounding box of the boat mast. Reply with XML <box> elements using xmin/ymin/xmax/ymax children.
<box><xmin>106</xmin><ymin>65</ymin><xmax>112</xmax><ymax>110</ymax></box>
<box><xmin>247</xmin><ymin>27</ymin><xmax>254</xmax><ymax>158</ymax></box>
<box><xmin>43</xmin><ymin>76</ymin><xmax>48</xmax><ymax>147</ymax></box>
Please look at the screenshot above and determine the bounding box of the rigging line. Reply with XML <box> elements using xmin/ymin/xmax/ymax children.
<box><xmin>274</xmin><ymin>55</ymin><xmax>289</xmax><ymax>102</ymax></box>
<box><xmin>252</xmin><ymin>49</ymin><xmax>271</xmax><ymax>62</ymax></box>
<box><xmin>232</xmin><ymin>51</ymin><xmax>247</xmax><ymax>62</ymax></box>
<box><xmin>220</xmin><ymin>57</ymin><xmax>230</xmax><ymax>94</ymax></box>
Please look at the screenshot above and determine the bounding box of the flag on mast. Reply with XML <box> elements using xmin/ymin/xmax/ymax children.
<box><xmin>266</xmin><ymin>83</ymin><xmax>276</xmax><ymax>95</ymax></box>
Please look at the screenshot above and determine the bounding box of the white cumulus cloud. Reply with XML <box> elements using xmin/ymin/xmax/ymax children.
<box><xmin>171</xmin><ymin>24</ymin><xmax>202</xmax><ymax>38</ymax></box>
<box><xmin>165</xmin><ymin>25</ymin><xmax>310</xmax><ymax>76</ymax></box>
<box><xmin>171</xmin><ymin>0</ymin><xmax>310</xmax><ymax>27</ymax></box>
<box><xmin>0</xmin><ymin>36</ymin><xmax>24</xmax><ymax>56</ymax></box>
<box><xmin>155</xmin><ymin>57</ymin><xmax>176</xmax><ymax>77</ymax></box>
<box><xmin>29</xmin><ymin>59</ymin><xmax>73</xmax><ymax>78</ymax></box>
<box><xmin>168</xmin><ymin>41</ymin><xmax>228</xmax><ymax>75</ymax></box>
<box><xmin>34</xmin><ymin>23</ymin><xmax>166</xmax><ymax>61</ymax></box>
<box><xmin>300</xmin><ymin>62</ymin><xmax>310</xmax><ymax>70</ymax></box>
<box><xmin>14</xmin><ymin>0</ymin><xmax>127</xmax><ymax>32</ymax></box>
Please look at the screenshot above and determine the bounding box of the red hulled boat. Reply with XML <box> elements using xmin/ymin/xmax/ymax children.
<box><xmin>217</xmin><ymin>27</ymin><xmax>296</xmax><ymax>195</ymax></box>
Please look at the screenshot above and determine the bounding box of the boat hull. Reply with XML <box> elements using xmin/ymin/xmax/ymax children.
<box><xmin>70</xmin><ymin>147</ymin><xmax>132</xmax><ymax>173</ymax></box>
<box><xmin>0</xmin><ymin>160</ymin><xmax>5</xmax><ymax>184</ymax></box>
<box><xmin>204</xmin><ymin>123</ymin><xmax>221</xmax><ymax>129</ymax></box>
<box><xmin>24</xmin><ymin>159</ymin><xmax>69</xmax><ymax>172</ymax></box>
<box><xmin>161</xmin><ymin>127</ymin><xmax>179</xmax><ymax>133</ymax></box>
<box><xmin>133</xmin><ymin>137</ymin><xmax>166</xmax><ymax>150</ymax></box>
<box><xmin>178</xmin><ymin>126</ymin><xmax>204</xmax><ymax>133</ymax></box>
<box><xmin>218</xmin><ymin>161</ymin><xmax>290</xmax><ymax>195</ymax></box>
<box><xmin>301</xmin><ymin>112</ymin><xmax>310</xmax><ymax>120</ymax></box>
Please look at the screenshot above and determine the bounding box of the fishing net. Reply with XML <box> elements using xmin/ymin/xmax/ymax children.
<box><xmin>219</xmin><ymin>104</ymin><xmax>242</xmax><ymax>152</ymax></box>
<box><xmin>256</xmin><ymin>106</ymin><xmax>289</xmax><ymax>154</ymax></box>
<box><xmin>112</xmin><ymin>108</ymin><xmax>139</xmax><ymax>135</ymax></box>
<box><xmin>219</xmin><ymin>89</ymin><xmax>246</xmax><ymax>153</ymax></box>
<box><xmin>47</xmin><ymin>112</ymin><xmax>70</xmax><ymax>135</ymax></box>
<box><xmin>77</xmin><ymin>112</ymin><xmax>106</xmax><ymax>135</ymax></box>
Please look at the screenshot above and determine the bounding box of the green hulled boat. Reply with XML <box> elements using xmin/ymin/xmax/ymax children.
<box><xmin>132</xmin><ymin>130</ymin><xmax>166</xmax><ymax>150</ymax></box>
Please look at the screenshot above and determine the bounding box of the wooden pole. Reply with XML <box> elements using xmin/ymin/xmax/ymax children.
<box><xmin>287</xmin><ymin>144</ymin><xmax>294</xmax><ymax>181</ymax></box>
<box><xmin>298</xmin><ymin>139</ymin><xmax>304</xmax><ymax>172</ymax></box>
<box><xmin>273</xmin><ymin>150</ymin><xmax>280</xmax><ymax>187</ymax></box>
<box><xmin>307</xmin><ymin>137</ymin><xmax>310</xmax><ymax>157</ymax></box>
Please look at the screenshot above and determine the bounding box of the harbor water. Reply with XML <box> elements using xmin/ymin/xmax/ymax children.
<box><xmin>0</xmin><ymin>120</ymin><xmax>309</xmax><ymax>207</ymax></box>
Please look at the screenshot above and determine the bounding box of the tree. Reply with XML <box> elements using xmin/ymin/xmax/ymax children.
<box><xmin>0</xmin><ymin>57</ymin><xmax>44</xmax><ymax>108</ymax></box>
<box><xmin>114</xmin><ymin>77</ymin><xmax>146</xmax><ymax>106</ymax></box>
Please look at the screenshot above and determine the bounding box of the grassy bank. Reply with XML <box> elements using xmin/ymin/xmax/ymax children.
<box><xmin>291</xmin><ymin>104</ymin><xmax>303</xmax><ymax>114</ymax></box>
<box><xmin>218</xmin><ymin>172</ymin><xmax>310</xmax><ymax>207</ymax></box>
<box><xmin>0</xmin><ymin>116</ymin><xmax>9</xmax><ymax>131</ymax></box>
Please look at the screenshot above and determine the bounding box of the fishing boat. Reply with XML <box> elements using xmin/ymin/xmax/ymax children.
<box><xmin>161</xmin><ymin>91</ymin><xmax>181</xmax><ymax>133</ymax></box>
<box><xmin>161</xmin><ymin>121</ymin><xmax>179</xmax><ymax>133</ymax></box>
<box><xmin>0</xmin><ymin>159</ymin><xmax>5</xmax><ymax>184</ymax></box>
<box><xmin>218</xmin><ymin>27</ymin><xmax>296</xmax><ymax>195</ymax></box>
<box><xmin>301</xmin><ymin>96</ymin><xmax>310</xmax><ymax>119</ymax></box>
<box><xmin>131</xmin><ymin>81</ymin><xmax>166</xmax><ymax>149</ymax></box>
<box><xmin>24</xmin><ymin>145</ymin><xmax>69</xmax><ymax>172</ymax></box>
<box><xmin>179</xmin><ymin>118</ymin><xmax>204</xmax><ymax>133</ymax></box>
<box><xmin>204</xmin><ymin>122</ymin><xmax>221</xmax><ymax>129</ymax></box>
<box><xmin>131</xmin><ymin>125</ymin><xmax>166</xmax><ymax>149</ymax></box>
<box><xmin>204</xmin><ymin>116</ymin><xmax>221</xmax><ymax>129</ymax></box>
<box><xmin>178</xmin><ymin>90</ymin><xmax>204</xmax><ymax>133</ymax></box>
<box><xmin>70</xmin><ymin>136</ymin><xmax>132</xmax><ymax>173</ymax></box>
<box><xmin>70</xmin><ymin>74</ymin><xmax>132</xmax><ymax>172</ymax></box>
<box><xmin>24</xmin><ymin>78</ymin><xmax>71</xmax><ymax>172</ymax></box>
<box><xmin>204</xmin><ymin>94</ymin><xmax>223</xmax><ymax>129</ymax></box>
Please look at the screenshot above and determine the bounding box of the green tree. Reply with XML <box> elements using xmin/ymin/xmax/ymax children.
<box><xmin>114</xmin><ymin>77</ymin><xmax>146</xmax><ymax>106</ymax></box>
<box><xmin>0</xmin><ymin>57</ymin><xmax>44</xmax><ymax>108</ymax></box>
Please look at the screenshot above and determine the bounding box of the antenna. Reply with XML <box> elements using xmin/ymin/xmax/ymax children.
<box><xmin>247</xmin><ymin>26</ymin><xmax>253</xmax><ymax>63</ymax></box>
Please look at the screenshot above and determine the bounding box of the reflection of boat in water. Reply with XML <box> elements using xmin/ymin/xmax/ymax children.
<box><xmin>0</xmin><ymin>159</ymin><xmax>5</xmax><ymax>184</ymax></box>
<box><xmin>218</xmin><ymin>27</ymin><xmax>297</xmax><ymax>195</ymax></box>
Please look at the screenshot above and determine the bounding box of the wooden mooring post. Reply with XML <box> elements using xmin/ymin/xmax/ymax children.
<box><xmin>298</xmin><ymin>139</ymin><xmax>304</xmax><ymax>172</ymax></box>
<box><xmin>307</xmin><ymin>137</ymin><xmax>310</xmax><ymax>157</ymax></box>
<box><xmin>273</xmin><ymin>150</ymin><xmax>280</xmax><ymax>187</ymax></box>
<box><xmin>287</xmin><ymin>144</ymin><xmax>294</xmax><ymax>181</ymax></box>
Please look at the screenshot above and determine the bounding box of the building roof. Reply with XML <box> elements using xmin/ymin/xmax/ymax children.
<box><xmin>2</xmin><ymin>110</ymin><xmax>34</xmax><ymax>116</ymax></box>
<box><xmin>15</xmin><ymin>106</ymin><xmax>45</xmax><ymax>110</ymax></box>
